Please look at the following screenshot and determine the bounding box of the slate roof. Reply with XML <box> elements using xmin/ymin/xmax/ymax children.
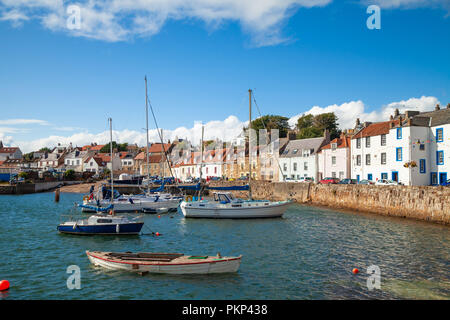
<box><xmin>280</xmin><ymin>137</ymin><xmax>327</xmax><ymax>158</ymax></box>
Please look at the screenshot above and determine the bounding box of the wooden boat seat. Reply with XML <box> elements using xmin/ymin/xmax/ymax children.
<box><xmin>106</xmin><ymin>252</ymin><xmax>184</xmax><ymax>262</ymax></box>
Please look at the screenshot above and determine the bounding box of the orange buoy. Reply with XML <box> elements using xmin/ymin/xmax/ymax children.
<box><xmin>158</xmin><ymin>215</ymin><xmax>161</xmax><ymax>218</ymax></box>
<box><xmin>352</xmin><ymin>268</ymin><xmax>359</xmax><ymax>274</ymax></box>
<box><xmin>0</xmin><ymin>280</ymin><xmax>10</xmax><ymax>291</ymax></box>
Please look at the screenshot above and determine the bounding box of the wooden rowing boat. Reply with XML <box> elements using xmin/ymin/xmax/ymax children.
<box><xmin>86</xmin><ymin>251</ymin><xmax>242</xmax><ymax>274</ymax></box>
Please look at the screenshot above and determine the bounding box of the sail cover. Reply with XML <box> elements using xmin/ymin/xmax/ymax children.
<box><xmin>177</xmin><ymin>183</ymin><xmax>201</xmax><ymax>191</ymax></box>
<box><xmin>150</xmin><ymin>182</ymin><xmax>165</xmax><ymax>193</ymax></box>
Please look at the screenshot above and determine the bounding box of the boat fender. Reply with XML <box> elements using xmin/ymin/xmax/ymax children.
<box><xmin>109</xmin><ymin>210</ymin><xmax>113</xmax><ymax>215</ymax></box>
<box><xmin>116</xmin><ymin>224</ymin><xmax>120</xmax><ymax>233</ymax></box>
<box><xmin>73</xmin><ymin>223</ymin><xmax>77</xmax><ymax>230</ymax></box>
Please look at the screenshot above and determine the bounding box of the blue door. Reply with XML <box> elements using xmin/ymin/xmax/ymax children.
<box><xmin>356</xmin><ymin>175</ymin><xmax>360</xmax><ymax>182</ymax></box>
<box><xmin>368</xmin><ymin>174</ymin><xmax>373</xmax><ymax>181</ymax></box>
<box><xmin>439</xmin><ymin>173</ymin><xmax>447</xmax><ymax>186</ymax></box>
<box><xmin>392</xmin><ymin>171</ymin><xmax>399</xmax><ymax>182</ymax></box>
<box><xmin>431</xmin><ymin>172</ymin><xmax>438</xmax><ymax>185</ymax></box>
<box><xmin>381</xmin><ymin>173</ymin><xmax>388</xmax><ymax>180</ymax></box>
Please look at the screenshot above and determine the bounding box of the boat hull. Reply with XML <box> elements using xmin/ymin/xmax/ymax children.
<box><xmin>86</xmin><ymin>251</ymin><xmax>241</xmax><ymax>274</ymax></box>
<box><xmin>57</xmin><ymin>222</ymin><xmax>144</xmax><ymax>235</ymax></box>
<box><xmin>180</xmin><ymin>201</ymin><xmax>291</xmax><ymax>218</ymax></box>
<box><xmin>81</xmin><ymin>199</ymin><xmax>181</xmax><ymax>213</ymax></box>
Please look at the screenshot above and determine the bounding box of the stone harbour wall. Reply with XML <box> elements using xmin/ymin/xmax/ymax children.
<box><xmin>208</xmin><ymin>181</ymin><xmax>450</xmax><ymax>225</ymax></box>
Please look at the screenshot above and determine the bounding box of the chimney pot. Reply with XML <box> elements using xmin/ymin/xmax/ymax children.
<box><xmin>435</xmin><ymin>104</ymin><xmax>440</xmax><ymax>111</ymax></box>
<box><xmin>390</xmin><ymin>115</ymin><xmax>393</xmax><ymax>120</ymax></box>
<box><xmin>394</xmin><ymin>108</ymin><xmax>400</xmax><ymax>117</ymax></box>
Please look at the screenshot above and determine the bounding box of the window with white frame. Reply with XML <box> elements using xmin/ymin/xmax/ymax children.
<box><xmin>381</xmin><ymin>153</ymin><xmax>386</xmax><ymax>165</ymax></box>
<box><xmin>381</xmin><ymin>134</ymin><xmax>386</xmax><ymax>146</ymax></box>
<box><xmin>366</xmin><ymin>154</ymin><xmax>371</xmax><ymax>165</ymax></box>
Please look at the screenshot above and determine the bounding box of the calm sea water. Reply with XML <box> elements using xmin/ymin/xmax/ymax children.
<box><xmin>0</xmin><ymin>192</ymin><xmax>449</xmax><ymax>300</ymax></box>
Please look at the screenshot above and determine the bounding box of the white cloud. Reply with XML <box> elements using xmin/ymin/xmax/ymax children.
<box><xmin>0</xmin><ymin>9</ymin><xmax>29</xmax><ymax>27</ymax></box>
<box><xmin>0</xmin><ymin>118</ymin><xmax>50</xmax><ymax>125</ymax></box>
<box><xmin>0</xmin><ymin>0</ymin><xmax>332</xmax><ymax>46</ymax></box>
<box><xmin>288</xmin><ymin>96</ymin><xmax>440</xmax><ymax>129</ymax></box>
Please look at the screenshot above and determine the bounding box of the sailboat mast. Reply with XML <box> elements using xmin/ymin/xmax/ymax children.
<box><xmin>109</xmin><ymin>117</ymin><xmax>114</xmax><ymax>207</ymax></box>
<box><xmin>248</xmin><ymin>89</ymin><xmax>252</xmax><ymax>200</ymax></box>
<box><xmin>145</xmin><ymin>76</ymin><xmax>150</xmax><ymax>193</ymax></box>
<box><xmin>198</xmin><ymin>125</ymin><xmax>204</xmax><ymax>200</ymax></box>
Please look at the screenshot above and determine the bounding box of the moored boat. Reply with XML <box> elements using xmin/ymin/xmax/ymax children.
<box><xmin>57</xmin><ymin>215</ymin><xmax>144</xmax><ymax>235</ymax></box>
<box><xmin>86</xmin><ymin>251</ymin><xmax>242</xmax><ymax>274</ymax></box>
<box><xmin>180</xmin><ymin>191</ymin><xmax>292</xmax><ymax>218</ymax></box>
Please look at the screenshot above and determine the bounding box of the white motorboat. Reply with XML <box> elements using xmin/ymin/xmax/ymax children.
<box><xmin>180</xmin><ymin>192</ymin><xmax>291</xmax><ymax>218</ymax></box>
<box><xmin>86</xmin><ymin>251</ymin><xmax>242</xmax><ymax>274</ymax></box>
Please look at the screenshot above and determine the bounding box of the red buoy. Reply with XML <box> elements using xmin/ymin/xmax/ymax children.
<box><xmin>158</xmin><ymin>215</ymin><xmax>161</xmax><ymax>218</ymax></box>
<box><xmin>352</xmin><ymin>268</ymin><xmax>359</xmax><ymax>274</ymax></box>
<box><xmin>0</xmin><ymin>280</ymin><xmax>10</xmax><ymax>291</ymax></box>
<box><xmin>155</xmin><ymin>232</ymin><xmax>160</xmax><ymax>236</ymax></box>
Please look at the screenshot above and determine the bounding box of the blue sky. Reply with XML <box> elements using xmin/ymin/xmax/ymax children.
<box><xmin>0</xmin><ymin>0</ymin><xmax>449</xmax><ymax>152</ymax></box>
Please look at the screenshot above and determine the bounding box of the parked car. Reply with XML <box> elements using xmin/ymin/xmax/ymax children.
<box><xmin>358</xmin><ymin>179</ymin><xmax>375</xmax><ymax>185</ymax></box>
<box><xmin>285</xmin><ymin>177</ymin><xmax>297</xmax><ymax>182</ymax></box>
<box><xmin>237</xmin><ymin>176</ymin><xmax>248</xmax><ymax>180</ymax></box>
<box><xmin>208</xmin><ymin>177</ymin><xmax>221</xmax><ymax>181</ymax></box>
<box><xmin>298</xmin><ymin>177</ymin><xmax>314</xmax><ymax>183</ymax></box>
<box><xmin>184</xmin><ymin>177</ymin><xmax>194</xmax><ymax>183</ymax></box>
<box><xmin>338</xmin><ymin>179</ymin><xmax>357</xmax><ymax>184</ymax></box>
<box><xmin>375</xmin><ymin>179</ymin><xmax>399</xmax><ymax>186</ymax></box>
<box><xmin>319</xmin><ymin>177</ymin><xmax>340</xmax><ymax>184</ymax></box>
<box><xmin>444</xmin><ymin>179</ymin><xmax>450</xmax><ymax>186</ymax></box>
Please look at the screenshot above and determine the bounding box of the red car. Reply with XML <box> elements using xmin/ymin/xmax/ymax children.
<box><xmin>319</xmin><ymin>177</ymin><xmax>340</xmax><ymax>184</ymax></box>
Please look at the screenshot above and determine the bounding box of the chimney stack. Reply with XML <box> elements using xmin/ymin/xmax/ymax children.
<box><xmin>390</xmin><ymin>115</ymin><xmax>394</xmax><ymax>121</ymax></box>
<box><xmin>435</xmin><ymin>104</ymin><xmax>440</xmax><ymax>111</ymax></box>
<box><xmin>399</xmin><ymin>116</ymin><xmax>403</xmax><ymax>126</ymax></box>
<box><xmin>356</xmin><ymin>118</ymin><xmax>360</xmax><ymax>126</ymax></box>
<box><xmin>394</xmin><ymin>108</ymin><xmax>400</xmax><ymax>117</ymax></box>
<box><xmin>447</xmin><ymin>103</ymin><xmax>450</xmax><ymax>109</ymax></box>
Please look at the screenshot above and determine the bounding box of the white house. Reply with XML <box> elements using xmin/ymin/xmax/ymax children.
<box><xmin>318</xmin><ymin>134</ymin><xmax>351</xmax><ymax>180</ymax></box>
<box><xmin>64</xmin><ymin>150</ymin><xmax>90</xmax><ymax>172</ymax></box>
<box><xmin>83</xmin><ymin>156</ymin><xmax>107</xmax><ymax>174</ymax></box>
<box><xmin>279</xmin><ymin>132</ymin><xmax>330</xmax><ymax>182</ymax></box>
<box><xmin>0</xmin><ymin>142</ymin><xmax>22</xmax><ymax>161</ymax></box>
<box><xmin>351</xmin><ymin>104</ymin><xmax>450</xmax><ymax>185</ymax></box>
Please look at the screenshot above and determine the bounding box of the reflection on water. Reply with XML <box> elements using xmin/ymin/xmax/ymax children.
<box><xmin>0</xmin><ymin>192</ymin><xmax>449</xmax><ymax>300</ymax></box>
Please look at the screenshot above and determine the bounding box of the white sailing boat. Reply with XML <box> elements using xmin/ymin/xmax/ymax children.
<box><xmin>180</xmin><ymin>89</ymin><xmax>292</xmax><ymax>218</ymax></box>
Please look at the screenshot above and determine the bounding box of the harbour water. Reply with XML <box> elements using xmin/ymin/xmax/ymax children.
<box><xmin>0</xmin><ymin>192</ymin><xmax>449</xmax><ymax>300</ymax></box>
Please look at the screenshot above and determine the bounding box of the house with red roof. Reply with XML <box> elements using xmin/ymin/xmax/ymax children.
<box><xmin>0</xmin><ymin>142</ymin><xmax>22</xmax><ymax>161</ymax></box>
<box><xmin>318</xmin><ymin>133</ymin><xmax>352</xmax><ymax>180</ymax></box>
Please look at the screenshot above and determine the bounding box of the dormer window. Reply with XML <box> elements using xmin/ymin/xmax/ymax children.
<box><xmin>331</xmin><ymin>143</ymin><xmax>337</xmax><ymax>150</ymax></box>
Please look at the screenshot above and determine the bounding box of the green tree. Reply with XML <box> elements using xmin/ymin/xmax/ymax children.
<box><xmin>296</xmin><ymin>112</ymin><xmax>340</xmax><ymax>140</ymax></box>
<box><xmin>18</xmin><ymin>172</ymin><xmax>28</xmax><ymax>179</ymax></box>
<box><xmin>64</xmin><ymin>169</ymin><xmax>75</xmax><ymax>180</ymax></box>
<box><xmin>246</xmin><ymin>115</ymin><xmax>290</xmax><ymax>139</ymax></box>
<box><xmin>39</xmin><ymin>147</ymin><xmax>52</xmax><ymax>153</ymax></box>
<box><xmin>100</xmin><ymin>142</ymin><xmax>128</xmax><ymax>153</ymax></box>
<box><xmin>23</xmin><ymin>152</ymin><xmax>34</xmax><ymax>161</ymax></box>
